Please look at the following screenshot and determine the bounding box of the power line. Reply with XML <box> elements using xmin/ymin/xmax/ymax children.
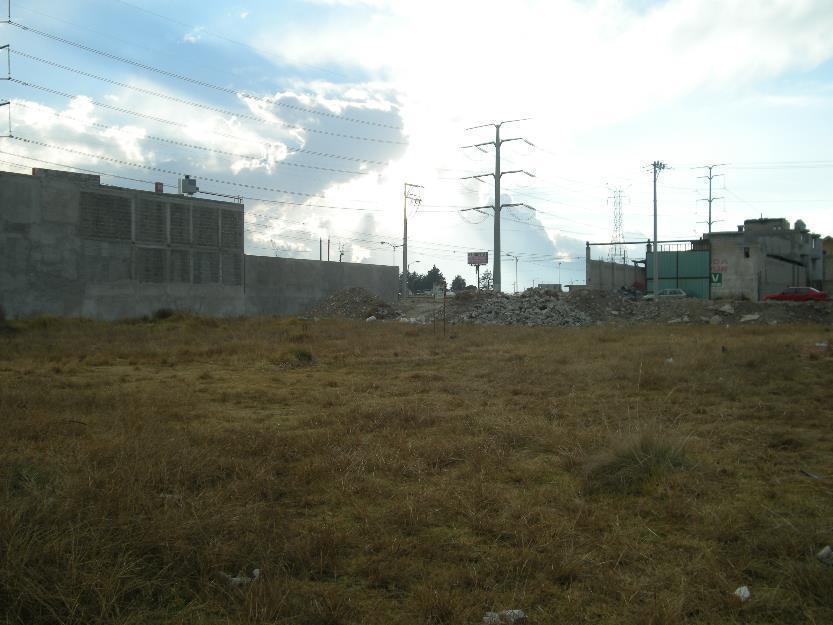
<box><xmin>109</xmin><ymin>0</ymin><xmax>352</xmax><ymax>84</ymax></box>
<box><xmin>9</xmin><ymin>83</ymin><xmax>388</xmax><ymax>164</ymax></box>
<box><xmin>9</xmin><ymin>49</ymin><xmax>405</xmax><ymax>145</ymax></box>
<box><xmin>0</xmin><ymin>140</ymin><xmax>384</xmax><ymax>210</ymax></box>
<box><xmin>6</xmin><ymin>20</ymin><xmax>404</xmax><ymax>132</ymax></box>
<box><xmin>11</xmin><ymin>100</ymin><xmax>374</xmax><ymax>177</ymax></box>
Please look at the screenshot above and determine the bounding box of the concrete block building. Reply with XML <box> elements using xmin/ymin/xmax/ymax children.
<box><xmin>706</xmin><ymin>218</ymin><xmax>823</xmax><ymax>300</ymax></box>
<box><xmin>1</xmin><ymin>168</ymin><xmax>397</xmax><ymax>319</ymax></box>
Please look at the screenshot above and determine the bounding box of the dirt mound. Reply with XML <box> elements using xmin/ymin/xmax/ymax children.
<box><xmin>307</xmin><ymin>287</ymin><xmax>400</xmax><ymax>320</ymax></box>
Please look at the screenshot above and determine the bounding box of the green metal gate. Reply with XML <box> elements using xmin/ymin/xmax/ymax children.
<box><xmin>646</xmin><ymin>247</ymin><xmax>711</xmax><ymax>299</ymax></box>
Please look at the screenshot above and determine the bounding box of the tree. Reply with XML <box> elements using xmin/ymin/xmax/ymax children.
<box><xmin>479</xmin><ymin>269</ymin><xmax>493</xmax><ymax>291</ymax></box>
<box><xmin>398</xmin><ymin>270</ymin><xmax>422</xmax><ymax>295</ymax></box>
<box><xmin>424</xmin><ymin>265</ymin><xmax>446</xmax><ymax>290</ymax></box>
<box><xmin>451</xmin><ymin>275</ymin><xmax>466</xmax><ymax>291</ymax></box>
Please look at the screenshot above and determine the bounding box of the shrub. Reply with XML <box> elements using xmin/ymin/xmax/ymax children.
<box><xmin>152</xmin><ymin>308</ymin><xmax>175</xmax><ymax>320</ymax></box>
<box><xmin>584</xmin><ymin>429</ymin><xmax>690</xmax><ymax>495</ymax></box>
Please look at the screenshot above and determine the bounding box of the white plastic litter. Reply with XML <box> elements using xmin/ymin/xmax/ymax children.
<box><xmin>734</xmin><ymin>586</ymin><xmax>750</xmax><ymax>602</ymax></box>
<box><xmin>220</xmin><ymin>568</ymin><xmax>261</xmax><ymax>586</ymax></box>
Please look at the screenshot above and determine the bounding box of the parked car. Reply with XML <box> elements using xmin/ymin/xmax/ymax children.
<box><xmin>642</xmin><ymin>288</ymin><xmax>689</xmax><ymax>301</ymax></box>
<box><xmin>763</xmin><ymin>287</ymin><xmax>828</xmax><ymax>302</ymax></box>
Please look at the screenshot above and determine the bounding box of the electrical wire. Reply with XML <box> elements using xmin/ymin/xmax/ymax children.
<box><xmin>10</xmin><ymin>49</ymin><xmax>405</xmax><ymax>145</ymax></box>
<box><xmin>9</xmin><ymin>83</ymin><xmax>389</xmax><ymax>165</ymax></box>
<box><xmin>7</xmin><ymin>20</ymin><xmax>404</xmax><ymax>131</ymax></box>
<box><xmin>11</xmin><ymin>100</ymin><xmax>375</xmax><ymax>177</ymax></box>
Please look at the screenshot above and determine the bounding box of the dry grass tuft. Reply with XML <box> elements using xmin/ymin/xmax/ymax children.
<box><xmin>584</xmin><ymin>429</ymin><xmax>691</xmax><ymax>495</ymax></box>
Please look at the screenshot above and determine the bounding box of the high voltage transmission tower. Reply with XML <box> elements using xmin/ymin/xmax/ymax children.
<box><xmin>607</xmin><ymin>186</ymin><xmax>626</xmax><ymax>264</ymax></box>
<box><xmin>460</xmin><ymin>119</ymin><xmax>535</xmax><ymax>293</ymax></box>
<box><xmin>697</xmin><ymin>164</ymin><xmax>724</xmax><ymax>233</ymax></box>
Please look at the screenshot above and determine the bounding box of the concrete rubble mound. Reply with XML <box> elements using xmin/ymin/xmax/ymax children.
<box><xmin>449</xmin><ymin>288</ymin><xmax>592</xmax><ymax>327</ymax></box>
<box><xmin>307</xmin><ymin>287</ymin><xmax>401</xmax><ymax>320</ymax></box>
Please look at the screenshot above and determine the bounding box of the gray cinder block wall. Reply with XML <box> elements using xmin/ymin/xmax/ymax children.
<box><xmin>1</xmin><ymin>168</ymin><xmax>398</xmax><ymax>319</ymax></box>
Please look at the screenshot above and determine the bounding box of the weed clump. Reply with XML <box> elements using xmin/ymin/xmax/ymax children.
<box><xmin>152</xmin><ymin>307</ymin><xmax>175</xmax><ymax>320</ymax></box>
<box><xmin>584</xmin><ymin>429</ymin><xmax>690</xmax><ymax>495</ymax></box>
<box><xmin>292</xmin><ymin>348</ymin><xmax>314</xmax><ymax>364</ymax></box>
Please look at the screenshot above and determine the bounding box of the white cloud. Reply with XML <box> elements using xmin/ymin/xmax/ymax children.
<box><xmin>183</xmin><ymin>26</ymin><xmax>205</xmax><ymax>43</ymax></box>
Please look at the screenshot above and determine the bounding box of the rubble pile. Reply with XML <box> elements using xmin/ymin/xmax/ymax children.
<box><xmin>307</xmin><ymin>287</ymin><xmax>401</xmax><ymax>320</ymax></box>
<box><xmin>577</xmin><ymin>295</ymin><xmax>833</xmax><ymax>326</ymax></box>
<box><xmin>448</xmin><ymin>288</ymin><xmax>592</xmax><ymax>326</ymax></box>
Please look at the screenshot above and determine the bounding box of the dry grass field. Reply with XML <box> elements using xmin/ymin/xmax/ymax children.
<box><xmin>1</xmin><ymin>316</ymin><xmax>832</xmax><ymax>625</ymax></box>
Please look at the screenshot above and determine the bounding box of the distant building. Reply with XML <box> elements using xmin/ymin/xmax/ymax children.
<box><xmin>823</xmin><ymin>236</ymin><xmax>833</xmax><ymax>295</ymax></box>
<box><xmin>706</xmin><ymin>218</ymin><xmax>823</xmax><ymax>300</ymax></box>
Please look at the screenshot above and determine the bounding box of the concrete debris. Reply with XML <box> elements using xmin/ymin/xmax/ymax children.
<box><xmin>448</xmin><ymin>289</ymin><xmax>591</xmax><ymax>327</ymax></box>
<box><xmin>307</xmin><ymin>288</ymin><xmax>400</xmax><ymax>320</ymax></box>
<box><xmin>365</xmin><ymin>315</ymin><xmax>377</xmax><ymax>322</ymax></box>
<box><xmin>387</xmin><ymin>287</ymin><xmax>833</xmax><ymax>328</ymax></box>
<box><xmin>734</xmin><ymin>586</ymin><xmax>751</xmax><ymax>602</ymax></box>
<box><xmin>220</xmin><ymin>568</ymin><xmax>261</xmax><ymax>586</ymax></box>
<box><xmin>483</xmin><ymin>610</ymin><xmax>528</xmax><ymax>624</ymax></box>
<box><xmin>817</xmin><ymin>545</ymin><xmax>833</xmax><ymax>566</ymax></box>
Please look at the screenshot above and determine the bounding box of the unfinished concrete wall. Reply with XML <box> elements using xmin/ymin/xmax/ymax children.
<box><xmin>2</xmin><ymin>168</ymin><xmax>398</xmax><ymax>320</ymax></box>
<box><xmin>709</xmin><ymin>234</ymin><xmax>808</xmax><ymax>300</ymax></box>
<box><xmin>585</xmin><ymin>258</ymin><xmax>645</xmax><ymax>291</ymax></box>
<box><xmin>1</xmin><ymin>169</ymin><xmax>245</xmax><ymax>319</ymax></box>
<box><xmin>709</xmin><ymin>236</ymin><xmax>759</xmax><ymax>300</ymax></box>
<box><xmin>245</xmin><ymin>256</ymin><xmax>398</xmax><ymax>316</ymax></box>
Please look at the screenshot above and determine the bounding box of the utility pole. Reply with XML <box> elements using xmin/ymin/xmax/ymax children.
<box><xmin>507</xmin><ymin>253</ymin><xmax>519</xmax><ymax>293</ymax></box>
<box><xmin>461</xmin><ymin>119</ymin><xmax>535</xmax><ymax>293</ymax></box>
<box><xmin>319</xmin><ymin>238</ymin><xmax>322</xmax><ymax>261</ymax></box>
<box><xmin>697</xmin><ymin>164</ymin><xmax>725</xmax><ymax>233</ymax></box>
<box><xmin>401</xmin><ymin>182</ymin><xmax>422</xmax><ymax>298</ymax></box>
<box><xmin>380</xmin><ymin>241</ymin><xmax>401</xmax><ymax>266</ymax></box>
<box><xmin>651</xmin><ymin>161</ymin><xmax>666</xmax><ymax>300</ymax></box>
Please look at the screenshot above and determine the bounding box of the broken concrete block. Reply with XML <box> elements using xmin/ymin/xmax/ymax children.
<box><xmin>709</xmin><ymin>315</ymin><xmax>722</xmax><ymax>325</ymax></box>
<box><xmin>719</xmin><ymin>304</ymin><xmax>735</xmax><ymax>315</ymax></box>
<box><xmin>817</xmin><ymin>545</ymin><xmax>833</xmax><ymax>566</ymax></box>
<box><xmin>740</xmin><ymin>314</ymin><xmax>760</xmax><ymax>323</ymax></box>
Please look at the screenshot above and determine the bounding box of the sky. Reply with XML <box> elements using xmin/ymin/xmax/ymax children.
<box><xmin>2</xmin><ymin>0</ymin><xmax>833</xmax><ymax>290</ymax></box>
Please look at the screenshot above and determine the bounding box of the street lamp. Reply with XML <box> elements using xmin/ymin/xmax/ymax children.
<box><xmin>558</xmin><ymin>261</ymin><xmax>562</xmax><ymax>285</ymax></box>
<box><xmin>380</xmin><ymin>241</ymin><xmax>402</xmax><ymax>266</ymax></box>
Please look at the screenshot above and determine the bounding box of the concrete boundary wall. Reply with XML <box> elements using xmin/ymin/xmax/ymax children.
<box><xmin>1</xmin><ymin>169</ymin><xmax>398</xmax><ymax>319</ymax></box>
<box><xmin>244</xmin><ymin>256</ymin><xmax>398</xmax><ymax>317</ymax></box>
<box><xmin>586</xmin><ymin>259</ymin><xmax>645</xmax><ymax>291</ymax></box>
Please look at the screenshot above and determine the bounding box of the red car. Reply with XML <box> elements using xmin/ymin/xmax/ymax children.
<box><xmin>764</xmin><ymin>287</ymin><xmax>828</xmax><ymax>302</ymax></box>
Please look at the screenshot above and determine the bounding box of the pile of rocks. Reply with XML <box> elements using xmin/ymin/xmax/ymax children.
<box><xmin>307</xmin><ymin>287</ymin><xmax>401</xmax><ymax>320</ymax></box>
<box><xmin>448</xmin><ymin>289</ymin><xmax>591</xmax><ymax>326</ymax></box>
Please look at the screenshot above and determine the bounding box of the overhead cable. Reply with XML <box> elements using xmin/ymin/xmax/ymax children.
<box><xmin>7</xmin><ymin>21</ymin><xmax>404</xmax><ymax>131</ymax></box>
